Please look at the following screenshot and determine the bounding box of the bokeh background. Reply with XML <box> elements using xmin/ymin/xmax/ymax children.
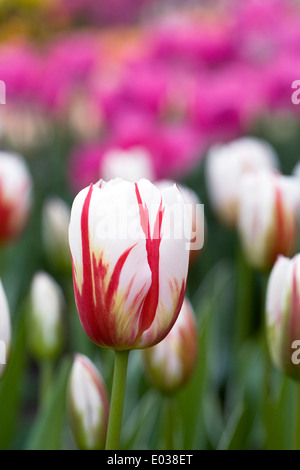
<box><xmin>1</xmin><ymin>0</ymin><xmax>300</xmax><ymax>450</ymax></box>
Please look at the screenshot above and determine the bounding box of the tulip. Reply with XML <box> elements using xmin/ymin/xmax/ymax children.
<box><xmin>0</xmin><ymin>151</ymin><xmax>32</xmax><ymax>243</ymax></box>
<box><xmin>143</xmin><ymin>297</ymin><xmax>197</xmax><ymax>394</ymax></box>
<box><xmin>27</xmin><ymin>271</ymin><xmax>65</xmax><ymax>361</ymax></box>
<box><xmin>205</xmin><ymin>136</ymin><xmax>279</xmax><ymax>227</ymax></box>
<box><xmin>68</xmin><ymin>177</ymin><xmax>190</xmax><ymax>351</ymax></box>
<box><xmin>266</xmin><ymin>254</ymin><xmax>300</xmax><ymax>378</ymax></box>
<box><xmin>67</xmin><ymin>353</ymin><xmax>109</xmax><ymax>450</ymax></box>
<box><xmin>0</xmin><ymin>280</ymin><xmax>11</xmax><ymax>380</ymax></box>
<box><xmin>237</xmin><ymin>172</ymin><xmax>300</xmax><ymax>271</ymax></box>
<box><xmin>42</xmin><ymin>197</ymin><xmax>71</xmax><ymax>273</ymax></box>
<box><xmin>66</xmin><ymin>90</ymin><xmax>103</xmax><ymax>141</ymax></box>
<box><xmin>1</xmin><ymin>104</ymin><xmax>50</xmax><ymax>151</ymax></box>
<box><xmin>100</xmin><ymin>146</ymin><xmax>155</xmax><ymax>183</ymax></box>
<box><xmin>69</xmin><ymin>177</ymin><xmax>190</xmax><ymax>450</ymax></box>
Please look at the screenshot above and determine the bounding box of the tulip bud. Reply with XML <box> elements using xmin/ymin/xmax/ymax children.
<box><xmin>0</xmin><ymin>151</ymin><xmax>32</xmax><ymax>243</ymax></box>
<box><xmin>1</xmin><ymin>104</ymin><xmax>50</xmax><ymax>151</ymax></box>
<box><xmin>293</xmin><ymin>162</ymin><xmax>300</xmax><ymax>180</ymax></box>
<box><xmin>67</xmin><ymin>353</ymin><xmax>109</xmax><ymax>450</ymax></box>
<box><xmin>42</xmin><ymin>197</ymin><xmax>72</xmax><ymax>273</ymax></box>
<box><xmin>237</xmin><ymin>172</ymin><xmax>300</xmax><ymax>271</ymax></box>
<box><xmin>100</xmin><ymin>147</ymin><xmax>155</xmax><ymax>182</ymax></box>
<box><xmin>143</xmin><ymin>297</ymin><xmax>197</xmax><ymax>393</ymax></box>
<box><xmin>69</xmin><ymin>178</ymin><xmax>190</xmax><ymax>350</ymax></box>
<box><xmin>266</xmin><ymin>254</ymin><xmax>300</xmax><ymax>378</ymax></box>
<box><xmin>205</xmin><ymin>136</ymin><xmax>279</xmax><ymax>227</ymax></box>
<box><xmin>27</xmin><ymin>272</ymin><xmax>65</xmax><ymax>361</ymax></box>
<box><xmin>0</xmin><ymin>280</ymin><xmax>11</xmax><ymax>380</ymax></box>
<box><xmin>67</xmin><ymin>90</ymin><xmax>103</xmax><ymax>141</ymax></box>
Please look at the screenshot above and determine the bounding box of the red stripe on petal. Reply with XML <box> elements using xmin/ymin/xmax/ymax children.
<box><xmin>90</xmin><ymin>245</ymin><xmax>145</xmax><ymax>348</ymax></box>
<box><xmin>147</xmin><ymin>278</ymin><xmax>186</xmax><ymax>348</ymax></box>
<box><xmin>91</xmin><ymin>252</ymin><xmax>111</xmax><ymax>343</ymax></box>
<box><xmin>81</xmin><ymin>184</ymin><xmax>94</xmax><ymax>303</ymax></box>
<box><xmin>72</xmin><ymin>184</ymin><xmax>109</xmax><ymax>345</ymax></box>
<box><xmin>167</xmin><ymin>279</ymin><xmax>187</xmax><ymax>334</ymax></box>
<box><xmin>0</xmin><ymin>199</ymin><xmax>14</xmax><ymax>240</ymax></box>
<box><xmin>270</xmin><ymin>182</ymin><xmax>296</xmax><ymax>266</ymax></box>
<box><xmin>135</xmin><ymin>183</ymin><xmax>163</xmax><ymax>333</ymax></box>
<box><xmin>0</xmin><ymin>180</ymin><xmax>30</xmax><ymax>241</ymax></box>
<box><xmin>135</xmin><ymin>183</ymin><xmax>150</xmax><ymax>239</ymax></box>
<box><xmin>75</xmin><ymin>184</ymin><xmax>104</xmax><ymax>343</ymax></box>
<box><xmin>274</xmin><ymin>184</ymin><xmax>286</xmax><ymax>256</ymax></box>
<box><xmin>106</xmin><ymin>245</ymin><xmax>136</xmax><ymax>310</ymax></box>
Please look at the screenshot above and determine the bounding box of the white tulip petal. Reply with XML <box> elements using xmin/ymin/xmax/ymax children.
<box><xmin>0</xmin><ymin>280</ymin><xmax>11</xmax><ymax>378</ymax></box>
<box><xmin>266</xmin><ymin>256</ymin><xmax>290</xmax><ymax>328</ymax></box>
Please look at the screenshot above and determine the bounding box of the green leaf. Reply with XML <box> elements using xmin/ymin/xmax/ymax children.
<box><xmin>24</xmin><ymin>355</ymin><xmax>72</xmax><ymax>450</ymax></box>
<box><xmin>122</xmin><ymin>390</ymin><xmax>163</xmax><ymax>450</ymax></box>
<box><xmin>0</xmin><ymin>306</ymin><xmax>28</xmax><ymax>449</ymax></box>
<box><xmin>263</xmin><ymin>373</ymin><xmax>296</xmax><ymax>450</ymax></box>
<box><xmin>217</xmin><ymin>400</ymin><xmax>253</xmax><ymax>450</ymax></box>
<box><xmin>177</xmin><ymin>261</ymin><xmax>234</xmax><ymax>450</ymax></box>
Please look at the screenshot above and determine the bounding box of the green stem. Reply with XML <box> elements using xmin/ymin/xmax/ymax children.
<box><xmin>234</xmin><ymin>243</ymin><xmax>254</xmax><ymax>350</ymax></box>
<box><xmin>294</xmin><ymin>383</ymin><xmax>300</xmax><ymax>450</ymax></box>
<box><xmin>257</xmin><ymin>270</ymin><xmax>268</xmax><ymax>341</ymax></box>
<box><xmin>0</xmin><ymin>245</ymin><xmax>4</xmax><ymax>279</ymax></box>
<box><xmin>163</xmin><ymin>396</ymin><xmax>176</xmax><ymax>450</ymax></box>
<box><xmin>105</xmin><ymin>350</ymin><xmax>129</xmax><ymax>450</ymax></box>
<box><xmin>39</xmin><ymin>358</ymin><xmax>54</xmax><ymax>408</ymax></box>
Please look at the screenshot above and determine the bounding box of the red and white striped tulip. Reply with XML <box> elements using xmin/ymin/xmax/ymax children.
<box><xmin>238</xmin><ymin>172</ymin><xmax>300</xmax><ymax>271</ymax></box>
<box><xmin>67</xmin><ymin>354</ymin><xmax>109</xmax><ymax>450</ymax></box>
<box><xmin>266</xmin><ymin>254</ymin><xmax>300</xmax><ymax>378</ymax></box>
<box><xmin>0</xmin><ymin>280</ymin><xmax>11</xmax><ymax>380</ymax></box>
<box><xmin>205</xmin><ymin>137</ymin><xmax>279</xmax><ymax>227</ymax></box>
<box><xmin>142</xmin><ymin>297</ymin><xmax>198</xmax><ymax>393</ymax></box>
<box><xmin>68</xmin><ymin>178</ymin><xmax>190</xmax><ymax>350</ymax></box>
<box><xmin>0</xmin><ymin>151</ymin><xmax>32</xmax><ymax>243</ymax></box>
